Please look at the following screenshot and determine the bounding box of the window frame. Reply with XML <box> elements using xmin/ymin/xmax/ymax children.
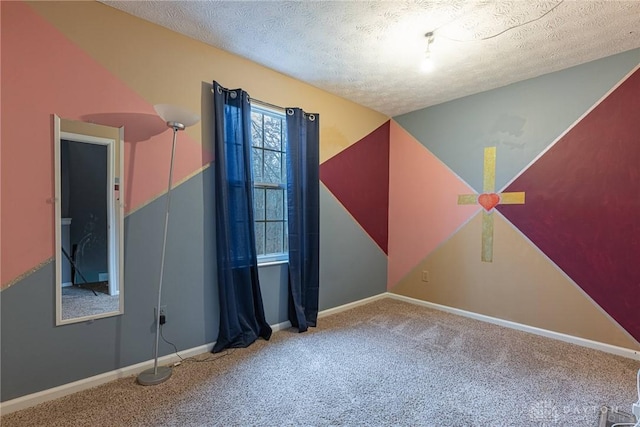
<box><xmin>250</xmin><ymin>104</ymin><xmax>288</xmax><ymax>265</ymax></box>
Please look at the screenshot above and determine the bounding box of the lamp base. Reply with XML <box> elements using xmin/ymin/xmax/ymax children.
<box><xmin>137</xmin><ymin>365</ymin><xmax>172</xmax><ymax>386</ymax></box>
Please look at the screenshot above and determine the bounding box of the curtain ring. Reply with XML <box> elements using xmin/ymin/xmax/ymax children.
<box><xmin>230</xmin><ymin>91</ymin><xmax>237</xmax><ymax>99</ymax></box>
<box><xmin>216</xmin><ymin>86</ymin><xmax>223</xmax><ymax>94</ymax></box>
<box><xmin>287</xmin><ymin>108</ymin><xmax>295</xmax><ymax>116</ymax></box>
<box><xmin>308</xmin><ymin>114</ymin><xmax>316</xmax><ymax>121</ymax></box>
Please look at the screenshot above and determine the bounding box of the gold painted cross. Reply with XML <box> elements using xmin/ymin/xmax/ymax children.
<box><xmin>457</xmin><ymin>147</ymin><xmax>525</xmax><ymax>262</ymax></box>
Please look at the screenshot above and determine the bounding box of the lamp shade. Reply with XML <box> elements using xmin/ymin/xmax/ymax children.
<box><xmin>154</xmin><ymin>104</ymin><xmax>200</xmax><ymax>128</ymax></box>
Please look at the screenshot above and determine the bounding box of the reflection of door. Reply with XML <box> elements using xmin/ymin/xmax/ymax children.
<box><xmin>62</xmin><ymin>139</ymin><xmax>110</xmax><ymax>291</ymax></box>
<box><xmin>61</xmin><ymin>218</ymin><xmax>72</xmax><ymax>286</ymax></box>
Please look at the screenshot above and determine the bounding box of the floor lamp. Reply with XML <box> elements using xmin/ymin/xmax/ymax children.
<box><xmin>137</xmin><ymin>104</ymin><xmax>200</xmax><ymax>386</ymax></box>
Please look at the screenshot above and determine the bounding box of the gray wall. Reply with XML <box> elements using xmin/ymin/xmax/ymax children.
<box><xmin>319</xmin><ymin>185</ymin><xmax>388</xmax><ymax>310</ymax></box>
<box><xmin>394</xmin><ymin>49</ymin><xmax>640</xmax><ymax>193</ymax></box>
<box><xmin>1</xmin><ymin>165</ymin><xmax>387</xmax><ymax>402</ymax></box>
<box><xmin>1</xmin><ymin>167</ymin><xmax>217</xmax><ymax>401</ymax></box>
<box><xmin>258</xmin><ymin>263</ymin><xmax>289</xmax><ymax>325</ymax></box>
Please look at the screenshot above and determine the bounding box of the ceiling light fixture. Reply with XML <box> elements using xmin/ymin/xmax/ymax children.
<box><xmin>420</xmin><ymin>31</ymin><xmax>435</xmax><ymax>73</ymax></box>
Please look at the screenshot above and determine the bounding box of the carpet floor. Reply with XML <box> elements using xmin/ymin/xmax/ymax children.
<box><xmin>2</xmin><ymin>298</ymin><xmax>639</xmax><ymax>426</ymax></box>
<box><xmin>61</xmin><ymin>285</ymin><xmax>119</xmax><ymax>320</ymax></box>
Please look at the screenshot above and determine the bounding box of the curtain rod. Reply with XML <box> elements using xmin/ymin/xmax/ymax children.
<box><xmin>211</xmin><ymin>85</ymin><xmax>286</xmax><ymax>113</ymax></box>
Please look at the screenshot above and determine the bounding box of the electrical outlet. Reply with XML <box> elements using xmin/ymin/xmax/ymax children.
<box><xmin>421</xmin><ymin>271</ymin><xmax>429</xmax><ymax>282</ymax></box>
<box><xmin>154</xmin><ymin>305</ymin><xmax>167</xmax><ymax>319</ymax></box>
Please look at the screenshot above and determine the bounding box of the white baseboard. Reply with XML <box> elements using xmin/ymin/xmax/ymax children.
<box><xmin>318</xmin><ymin>293</ymin><xmax>388</xmax><ymax>318</ymax></box>
<box><xmin>271</xmin><ymin>292</ymin><xmax>387</xmax><ymax>331</ymax></box>
<box><xmin>0</xmin><ymin>293</ymin><xmax>387</xmax><ymax>415</ymax></box>
<box><xmin>271</xmin><ymin>320</ymin><xmax>292</xmax><ymax>332</ymax></box>
<box><xmin>6</xmin><ymin>290</ymin><xmax>634</xmax><ymax>416</ymax></box>
<box><xmin>61</xmin><ymin>282</ymin><xmax>73</xmax><ymax>288</ymax></box>
<box><xmin>386</xmin><ymin>292</ymin><xmax>640</xmax><ymax>361</ymax></box>
<box><xmin>0</xmin><ymin>342</ymin><xmax>214</xmax><ymax>416</ymax></box>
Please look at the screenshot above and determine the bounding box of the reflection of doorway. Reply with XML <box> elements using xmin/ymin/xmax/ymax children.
<box><xmin>59</xmin><ymin>133</ymin><xmax>119</xmax><ymax>298</ymax></box>
<box><xmin>61</xmin><ymin>139</ymin><xmax>109</xmax><ymax>290</ymax></box>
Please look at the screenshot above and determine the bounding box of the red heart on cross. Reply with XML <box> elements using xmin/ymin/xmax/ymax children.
<box><xmin>477</xmin><ymin>193</ymin><xmax>500</xmax><ymax>211</ymax></box>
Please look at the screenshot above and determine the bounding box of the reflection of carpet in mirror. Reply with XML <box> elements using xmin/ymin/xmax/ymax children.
<box><xmin>61</xmin><ymin>285</ymin><xmax>119</xmax><ymax>320</ymax></box>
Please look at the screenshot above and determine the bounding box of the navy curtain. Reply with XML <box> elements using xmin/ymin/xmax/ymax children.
<box><xmin>212</xmin><ymin>81</ymin><xmax>272</xmax><ymax>352</ymax></box>
<box><xmin>286</xmin><ymin>108</ymin><xmax>320</xmax><ymax>332</ymax></box>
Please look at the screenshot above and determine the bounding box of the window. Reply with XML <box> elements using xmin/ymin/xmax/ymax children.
<box><xmin>251</xmin><ymin>106</ymin><xmax>288</xmax><ymax>263</ymax></box>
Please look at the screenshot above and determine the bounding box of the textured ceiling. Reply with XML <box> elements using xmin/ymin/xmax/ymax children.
<box><xmin>101</xmin><ymin>0</ymin><xmax>640</xmax><ymax>116</ymax></box>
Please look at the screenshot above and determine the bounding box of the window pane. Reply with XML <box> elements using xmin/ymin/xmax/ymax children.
<box><xmin>255</xmin><ymin>222</ymin><xmax>265</xmax><ymax>256</ymax></box>
<box><xmin>251</xmin><ymin>107</ymin><xmax>288</xmax><ymax>260</ymax></box>
<box><xmin>253</xmin><ymin>188</ymin><xmax>265</xmax><ymax>221</ymax></box>
<box><xmin>284</xmin><ymin>186</ymin><xmax>288</xmax><ymax>222</ymax></box>
<box><xmin>266</xmin><ymin>189</ymin><xmax>283</xmax><ymax>220</ymax></box>
<box><xmin>263</xmin><ymin>151</ymin><xmax>281</xmax><ymax>184</ymax></box>
<box><xmin>252</xmin><ymin>148</ymin><xmax>263</xmax><ymax>182</ymax></box>
<box><xmin>263</xmin><ymin>115</ymin><xmax>281</xmax><ymax>151</ymax></box>
<box><xmin>284</xmin><ymin>223</ymin><xmax>288</xmax><ymax>252</ymax></box>
<box><xmin>251</xmin><ymin>112</ymin><xmax>263</xmax><ymax>147</ymax></box>
<box><xmin>266</xmin><ymin>222</ymin><xmax>283</xmax><ymax>254</ymax></box>
<box><xmin>282</xmin><ymin>152</ymin><xmax>287</xmax><ymax>185</ymax></box>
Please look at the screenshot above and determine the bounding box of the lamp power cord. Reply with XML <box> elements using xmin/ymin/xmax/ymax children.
<box><xmin>159</xmin><ymin>324</ymin><xmax>233</xmax><ymax>366</ymax></box>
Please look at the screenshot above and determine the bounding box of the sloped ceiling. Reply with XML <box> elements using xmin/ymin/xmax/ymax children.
<box><xmin>102</xmin><ymin>1</ymin><xmax>640</xmax><ymax>116</ymax></box>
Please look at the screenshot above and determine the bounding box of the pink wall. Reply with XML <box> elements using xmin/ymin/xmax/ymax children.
<box><xmin>1</xmin><ymin>2</ymin><xmax>210</xmax><ymax>287</ymax></box>
<box><xmin>388</xmin><ymin>121</ymin><xmax>479</xmax><ymax>288</ymax></box>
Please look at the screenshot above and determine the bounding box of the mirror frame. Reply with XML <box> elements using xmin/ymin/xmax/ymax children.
<box><xmin>54</xmin><ymin>115</ymin><xmax>124</xmax><ymax>325</ymax></box>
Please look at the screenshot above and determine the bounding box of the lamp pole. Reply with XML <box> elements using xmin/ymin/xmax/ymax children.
<box><xmin>137</xmin><ymin>104</ymin><xmax>198</xmax><ymax>386</ymax></box>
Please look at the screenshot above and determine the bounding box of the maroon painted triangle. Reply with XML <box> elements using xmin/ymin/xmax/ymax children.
<box><xmin>498</xmin><ymin>69</ymin><xmax>640</xmax><ymax>343</ymax></box>
<box><xmin>320</xmin><ymin>121</ymin><xmax>390</xmax><ymax>254</ymax></box>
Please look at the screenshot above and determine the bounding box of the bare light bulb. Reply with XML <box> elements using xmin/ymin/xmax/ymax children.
<box><xmin>420</xmin><ymin>31</ymin><xmax>436</xmax><ymax>73</ymax></box>
<box><xmin>420</xmin><ymin>54</ymin><xmax>435</xmax><ymax>72</ymax></box>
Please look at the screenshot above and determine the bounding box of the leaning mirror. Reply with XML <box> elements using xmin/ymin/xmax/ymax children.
<box><xmin>54</xmin><ymin>116</ymin><xmax>124</xmax><ymax>325</ymax></box>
